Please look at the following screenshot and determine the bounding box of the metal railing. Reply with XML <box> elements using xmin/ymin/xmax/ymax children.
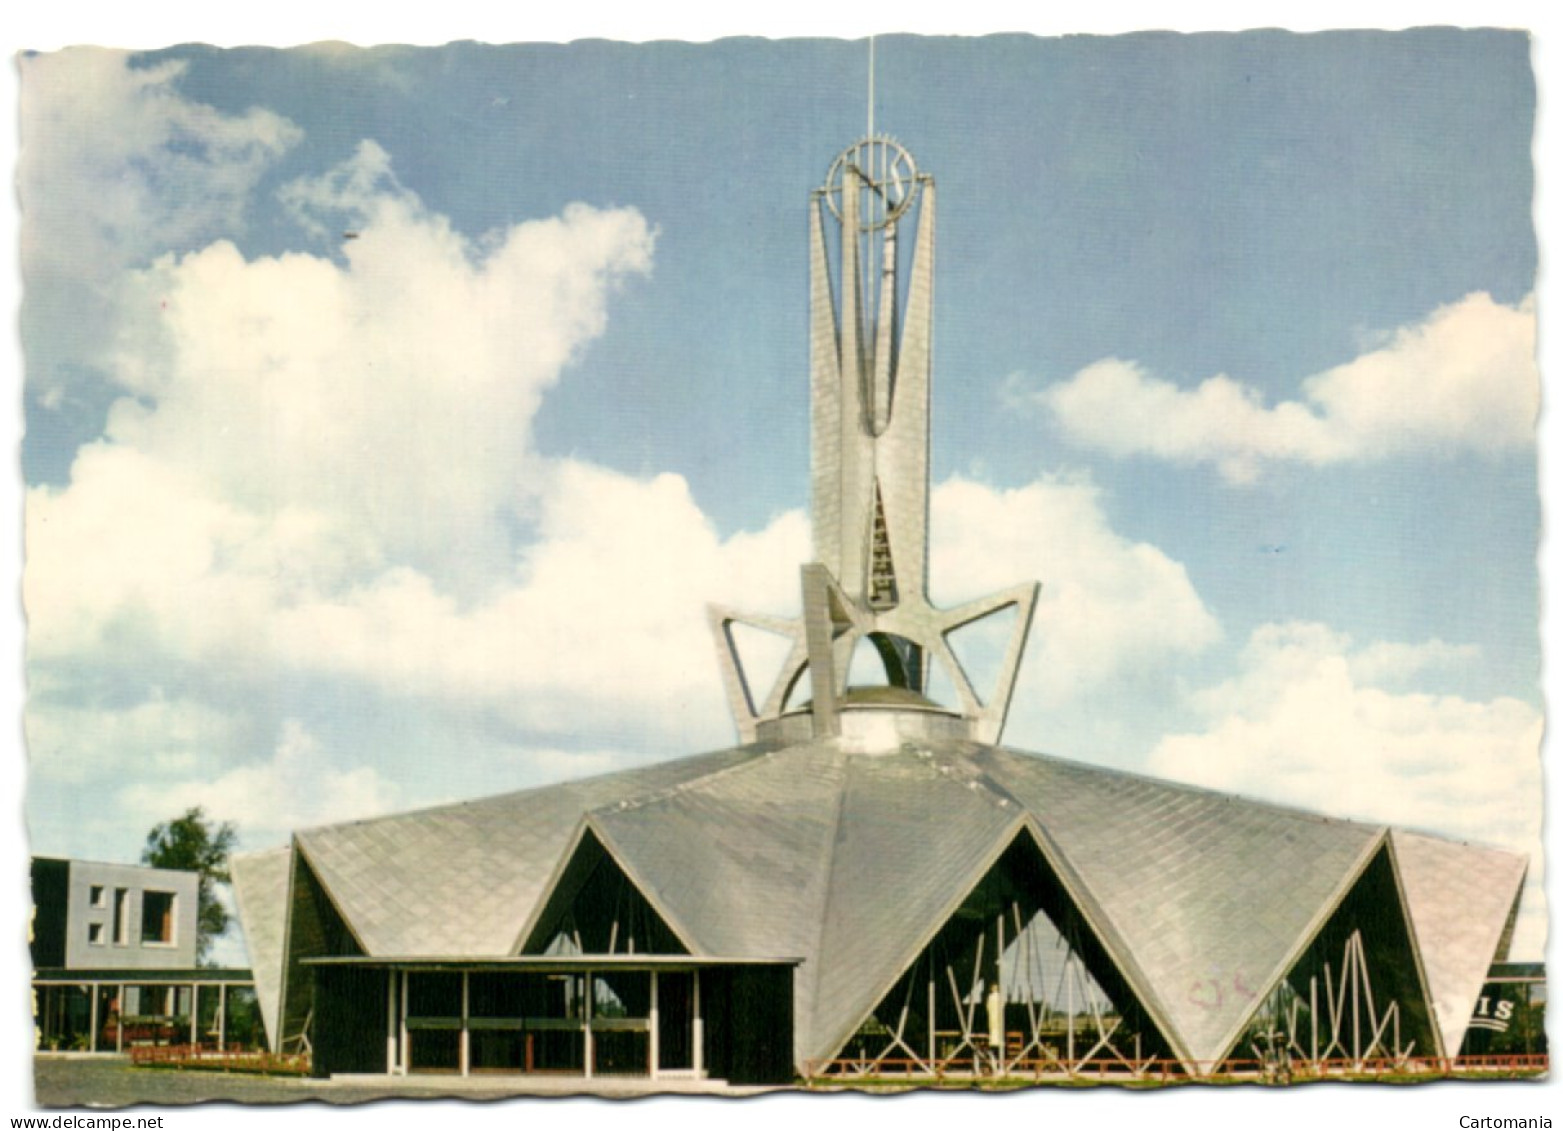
<box><xmin>805</xmin><ymin>1052</ymin><xmax>1548</xmax><ymax>1084</ymax></box>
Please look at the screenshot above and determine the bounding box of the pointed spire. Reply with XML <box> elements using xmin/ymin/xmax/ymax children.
<box><xmin>711</xmin><ymin>134</ymin><xmax>1040</xmax><ymax>747</ymax></box>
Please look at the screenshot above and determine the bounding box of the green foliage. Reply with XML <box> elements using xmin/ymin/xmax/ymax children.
<box><xmin>141</xmin><ymin>806</ymin><xmax>237</xmax><ymax>964</ymax></box>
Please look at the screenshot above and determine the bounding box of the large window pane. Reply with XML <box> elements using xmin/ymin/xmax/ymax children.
<box><xmin>468</xmin><ymin>972</ymin><xmax>525</xmax><ymax>1019</ymax></box>
<box><xmin>592</xmin><ymin>971</ymin><xmax>649</xmax><ymax>1019</ymax></box>
<box><xmin>141</xmin><ymin>892</ymin><xmax>176</xmax><ymax>945</ymax></box>
<box><xmin>592</xmin><ymin>1028</ymin><xmax>649</xmax><ymax>1075</ymax></box>
<box><xmin>407</xmin><ymin>972</ymin><xmax>462</xmax><ymax>1019</ymax></box>
<box><xmin>469</xmin><ymin>1030</ymin><xmax>524</xmax><ymax>1073</ymax></box>
<box><xmin>408</xmin><ymin>1029</ymin><xmax>460</xmax><ymax>1074</ymax></box>
<box><xmin>528</xmin><ymin>1028</ymin><xmax>584</xmax><ymax>1073</ymax></box>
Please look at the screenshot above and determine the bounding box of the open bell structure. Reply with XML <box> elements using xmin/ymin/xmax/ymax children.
<box><xmin>232</xmin><ymin>131</ymin><xmax>1531</xmax><ymax>1086</ymax></box>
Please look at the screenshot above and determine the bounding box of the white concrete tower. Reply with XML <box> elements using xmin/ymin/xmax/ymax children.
<box><xmin>711</xmin><ymin>136</ymin><xmax>1038</xmax><ymax>746</ymax></box>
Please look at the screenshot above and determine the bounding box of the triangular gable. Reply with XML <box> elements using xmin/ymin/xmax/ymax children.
<box><xmin>584</xmin><ymin>740</ymin><xmax>844</xmax><ymax>963</ymax></box>
<box><xmin>278</xmin><ymin>842</ymin><xmax>366</xmax><ymax>1054</ymax></box>
<box><xmin>587</xmin><ymin>742</ymin><xmax>847</xmax><ymax>1069</ymax></box>
<box><xmin>516</xmin><ymin>821</ymin><xmax>692</xmax><ymax>956</ymax></box>
<box><xmin>1216</xmin><ymin>838</ymin><xmax>1441</xmax><ymax>1066</ymax></box>
<box><xmin>978</xmin><ymin>747</ymin><xmax>1383</xmax><ymax>1065</ymax></box>
<box><xmin>817</xmin><ymin>819</ymin><xmax>1182</xmax><ymax>1073</ymax></box>
<box><xmin>805</xmin><ymin>753</ymin><xmax>1027</xmax><ymax>1064</ymax></box>
<box><xmin>293</xmin><ymin>746</ymin><xmax>760</xmax><ymax>957</ymax></box>
<box><xmin>1392</xmin><ymin>829</ymin><xmax>1528</xmax><ymax>1057</ymax></box>
<box><xmin>230</xmin><ymin>846</ymin><xmax>292</xmax><ymax>1051</ymax></box>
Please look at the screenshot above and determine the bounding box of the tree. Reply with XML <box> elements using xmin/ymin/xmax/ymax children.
<box><xmin>141</xmin><ymin>806</ymin><xmax>237</xmax><ymax>964</ymax></box>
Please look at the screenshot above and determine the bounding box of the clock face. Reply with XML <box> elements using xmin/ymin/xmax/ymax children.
<box><xmin>824</xmin><ymin>136</ymin><xmax>919</xmax><ymax>231</ymax></box>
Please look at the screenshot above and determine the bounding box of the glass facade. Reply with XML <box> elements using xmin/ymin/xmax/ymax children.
<box><xmin>390</xmin><ymin>967</ymin><xmax>695</xmax><ymax>1078</ymax></box>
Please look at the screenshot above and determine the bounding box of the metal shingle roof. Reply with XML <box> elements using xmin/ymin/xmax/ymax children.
<box><xmin>804</xmin><ymin>749</ymin><xmax>1025</xmax><ymax>1062</ymax></box>
<box><xmin>973</xmin><ymin>747</ymin><xmax>1386</xmax><ymax>1064</ymax></box>
<box><xmin>1392</xmin><ymin>828</ymin><xmax>1528</xmax><ymax>1056</ymax></box>
<box><xmin>230</xmin><ymin>846</ymin><xmax>292</xmax><ymax>1049</ymax></box>
<box><xmin>292</xmin><ymin>746</ymin><xmax>761</xmax><ymax>958</ymax></box>
<box><xmin>246</xmin><ymin>735</ymin><xmax>1526</xmax><ymax>1070</ymax></box>
<box><xmin>589</xmin><ymin>739</ymin><xmax>844</xmax><ymax>965</ymax></box>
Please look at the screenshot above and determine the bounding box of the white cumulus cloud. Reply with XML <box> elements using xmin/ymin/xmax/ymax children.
<box><xmin>20</xmin><ymin>49</ymin><xmax>301</xmax><ymax>394</ymax></box>
<box><xmin>1347</xmin><ymin>638</ymin><xmax>1482</xmax><ymax>687</ymax></box>
<box><xmin>24</xmin><ymin>140</ymin><xmax>667</xmax><ymax>842</ymax></box>
<box><xmin>1146</xmin><ymin>621</ymin><xmax>1543</xmax><ymax>953</ymax></box>
<box><xmin>264</xmin><ymin>459</ymin><xmax>810</xmax><ymax>743</ymax></box>
<box><xmin>100</xmin><ymin>142</ymin><xmax>656</xmax><ymax>585</ymax></box>
<box><xmin>933</xmin><ymin>474</ymin><xmax>1221</xmax><ymax>710</ymax></box>
<box><xmin>26</xmin><ymin>693</ymin><xmax>247</xmax><ymax>787</ymax></box>
<box><xmin>1036</xmin><ymin>292</ymin><xmax>1537</xmax><ymax>483</ymax></box>
<box><xmin>119</xmin><ymin>721</ymin><xmax>404</xmax><ymax>848</ymax></box>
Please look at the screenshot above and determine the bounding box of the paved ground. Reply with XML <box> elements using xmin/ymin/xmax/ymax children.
<box><xmin>32</xmin><ymin>1056</ymin><xmax>774</xmax><ymax>1108</ymax></box>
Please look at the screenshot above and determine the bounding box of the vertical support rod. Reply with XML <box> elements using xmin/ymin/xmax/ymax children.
<box><xmin>583</xmin><ymin>974</ymin><xmax>594</xmax><ymax>1079</ymax></box>
<box><xmin>1066</xmin><ymin>954</ymin><xmax>1075</xmax><ymax>1070</ymax></box>
<box><xmin>1325</xmin><ymin>961</ymin><xmax>1342</xmax><ymax>1053</ymax></box>
<box><xmin>1351</xmin><ymin>937</ymin><xmax>1361</xmax><ymax>1066</ymax></box>
<box><xmin>1310</xmin><ymin>976</ymin><xmax>1318</xmax><ymax>1066</ymax></box>
<box><xmin>867</xmin><ymin>36</ymin><xmax>874</xmax><ymax>142</ymax></box>
<box><xmin>928</xmin><ymin>964</ymin><xmax>936</xmax><ymax>1068</ymax></box>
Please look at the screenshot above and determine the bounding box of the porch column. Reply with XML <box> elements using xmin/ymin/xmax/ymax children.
<box><xmin>116</xmin><ymin>984</ymin><xmax>125</xmax><ymax>1053</ymax></box>
<box><xmin>218</xmin><ymin>984</ymin><xmax>227</xmax><ymax>1052</ymax></box>
<box><xmin>191</xmin><ymin>984</ymin><xmax>200</xmax><ymax>1048</ymax></box>
<box><xmin>692</xmin><ymin>971</ymin><xmax>704</xmax><ymax>1077</ymax></box>
<box><xmin>89</xmin><ymin>984</ymin><xmax>99</xmax><ymax>1054</ymax></box>
<box><xmin>649</xmin><ymin>970</ymin><xmax>659</xmax><ymax>1080</ymax></box>
<box><xmin>385</xmin><ymin>970</ymin><xmax>397</xmax><ymax>1074</ymax></box>
<box><xmin>460</xmin><ymin>972</ymin><xmax>470</xmax><ymax>1077</ymax></box>
<box><xmin>399</xmin><ymin>971</ymin><xmax>409</xmax><ymax>1075</ymax></box>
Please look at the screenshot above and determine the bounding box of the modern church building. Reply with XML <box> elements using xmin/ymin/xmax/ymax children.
<box><xmin>232</xmin><ymin>133</ymin><xmax>1531</xmax><ymax>1086</ymax></box>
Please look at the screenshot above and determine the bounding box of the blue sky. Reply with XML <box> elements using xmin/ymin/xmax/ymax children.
<box><xmin>15</xmin><ymin>26</ymin><xmax>1546</xmax><ymax>982</ymax></box>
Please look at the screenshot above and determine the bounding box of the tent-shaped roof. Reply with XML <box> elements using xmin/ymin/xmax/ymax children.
<box><xmin>229</xmin><ymin>846</ymin><xmax>291</xmax><ymax>1049</ymax></box>
<box><xmin>974</xmin><ymin>747</ymin><xmax>1388</xmax><ymax>1064</ymax></box>
<box><xmin>1393</xmin><ymin>828</ymin><xmax>1530</xmax><ymax>1057</ymax></box>
<box><xmin>235</xmin><ymin>732</ymin><xmax>1524</xmax><ymax>1073</ymax></box>
<box><xmin>290</xmin><ymin>745</ymin><xmax>759</xmax><ymax>958</ymax></box>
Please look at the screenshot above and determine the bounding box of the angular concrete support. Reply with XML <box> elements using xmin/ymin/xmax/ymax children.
<box><xmin>715</xmin><ymin>140</ymin><xmax>1039</xmax><ymax>747</ymax></box>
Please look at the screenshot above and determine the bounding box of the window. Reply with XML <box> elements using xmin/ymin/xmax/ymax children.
<box><xmin>112</xmin><ymin>889</ymin><xmax>129</xmax><ymax>945</ymax></box>
<box><xmin>141</xmin><ymin>891</ymin><xmax>176</xmax><ymax>945</ymax></box>
<box><xmin>88</xmin><ymin>885</ymin><xmax>105</xmax><ymax>908</ymax></box>
<box><xmin>87</xmin><ymin>923</ymin><xmax>104</xmax><ymax>946</ymax></box>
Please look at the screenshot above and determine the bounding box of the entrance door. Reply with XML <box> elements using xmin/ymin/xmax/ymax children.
<box><xmin>657</xmin><ymin>971</ymin><xmax>694</xmax><ymax>1072</ymax></box>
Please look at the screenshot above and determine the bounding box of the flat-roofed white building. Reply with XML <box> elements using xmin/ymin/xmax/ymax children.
<box><xmin>31</xmin><ymin>857</ymin><xmax>261</xmax><ymax>1054</ymax></box>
